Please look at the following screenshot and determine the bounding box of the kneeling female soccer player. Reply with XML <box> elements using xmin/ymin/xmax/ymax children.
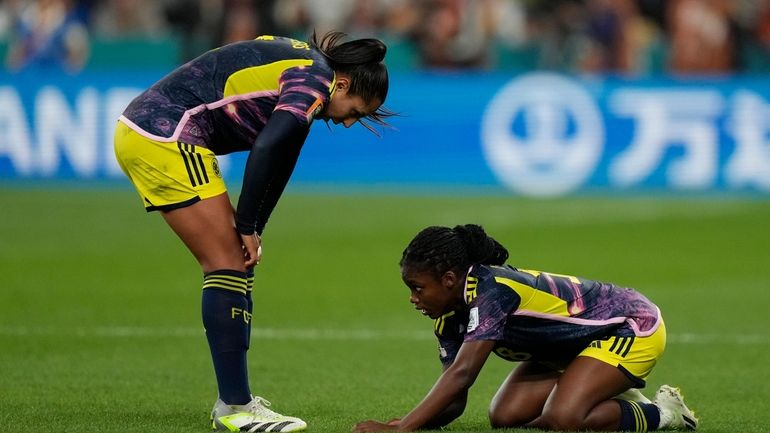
<box><xmin>354</xmin><ymin>224</ymin><xmax>698</xmax><ymax>432</ymax></box>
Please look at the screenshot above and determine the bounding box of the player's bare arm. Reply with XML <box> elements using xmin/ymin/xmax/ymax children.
<box><xmin>354</xmin><ymin>340</ymin><xmax>495</xmax><ymax>432</ymax></box>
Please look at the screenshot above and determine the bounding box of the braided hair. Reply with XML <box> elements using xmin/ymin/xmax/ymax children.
<box><xmin>309</xmin><ymin>31</ymin><xmax>394</xmax><ymax>134</ymax></box>
<box><xmin>400</xmin><ymin>224</ymin><xmax>509</xmax><ymax>278</ymax></box>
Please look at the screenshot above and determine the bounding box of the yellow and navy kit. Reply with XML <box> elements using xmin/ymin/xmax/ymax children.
<box><xmin>115</xmin><ymin>36</ymin><xmax>335</xmax><ymax>233</ymax></box>
<box><xmin>119</xmin><ymin>35</ymin><xmax>334</xmax><ymax>154</ymax></box>
<box><xmin>435</xmin><ymin>265</ymin><xmax>663</xmax><ymax>376</ymax></box>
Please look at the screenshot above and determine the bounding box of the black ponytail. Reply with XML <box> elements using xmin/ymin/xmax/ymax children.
<box><xmin>400</xmin><ymin>224</ymin><xmax>509</xmax><ymax>278</ymax></box>
<box><xmin>312</xmin><ymin>31</ymin><xmax>386</xmax><ymax>65</ymax></box>
<box><xmin>309</xmin><ymin>30</ymin><xmax>394</xmax><ymax>133</ymax></box>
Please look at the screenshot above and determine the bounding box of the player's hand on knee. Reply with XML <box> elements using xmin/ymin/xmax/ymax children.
<box><xmin>240</xmin><ymin>233</ymin><xmax>262</xmax><ymax>268</ymax></box>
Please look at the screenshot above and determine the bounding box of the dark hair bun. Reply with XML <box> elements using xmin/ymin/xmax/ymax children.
<box><xmin>365</xmin><ymin>39</ymin><xmax>387</xmax><ymax>63</ymax></box>
<box><xmin>453</xmin><ymin>224</ymin><xmax>509</xmax><ymax>266</ymax></box>
<box><xmin>331</xmin><ymin>38</ymin><xmax>386</xmax><ymax>65</ymax></box>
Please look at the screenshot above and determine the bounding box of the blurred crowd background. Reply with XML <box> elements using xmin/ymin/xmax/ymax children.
<box><xmin>2</xmin><ymin>0</ymin><xmax>770</xmax><ymax>74</ymax></box>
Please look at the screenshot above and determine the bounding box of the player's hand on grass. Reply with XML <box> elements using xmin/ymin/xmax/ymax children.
<box><xmin>240</xmin><ymin>232</ymin><xmax>262</xmax><ymax>268</ymax></box>
<box><xmin>352</xmin><ymin>419</ymin><xmax>398</xmax><ymax>432</ymax></box>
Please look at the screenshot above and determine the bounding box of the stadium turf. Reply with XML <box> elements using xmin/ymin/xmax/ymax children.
<box><xmin>1</xmin><ymin>187</ymin><xmax>768</xmax><ymax>432</ymax></box>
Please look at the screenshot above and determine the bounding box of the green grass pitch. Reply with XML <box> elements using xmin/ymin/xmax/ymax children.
<box><xmin>1</xmin><ymin>187</ymin><xmax>769</xmax><ymax>432</ymax></box>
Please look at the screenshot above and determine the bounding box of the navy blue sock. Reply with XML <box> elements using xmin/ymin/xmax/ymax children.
<box><xmin>616</xmin><ymin>399</ymin><xmax>661</xmax><ymax>432</ymax></box>
<box><xmin>202</xmin><ymin>270</ymin><xmax>252</xmax><ymax>405</ymax></box>
<box><xmin>246</xmin><ymin>269</ymin><xmax>254</xmax><ymax>342</ymax></box>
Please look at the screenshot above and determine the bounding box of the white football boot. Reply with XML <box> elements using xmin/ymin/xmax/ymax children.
<box><xmin>211</xmin><ymin>396</ymin><xmax>307</xmax><ymax>432</ymax></box>
<box><xmin>615</xmin><ymin>388</ymin><xmax>652</xmax><ymax>404</ymax></box>
<box><xmin>654</xmin><ymin>385</ymin><xmax>699</xmax><ymax>430</ymax></box>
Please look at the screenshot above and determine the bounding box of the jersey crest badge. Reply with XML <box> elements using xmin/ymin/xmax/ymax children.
<box><xmin>467</xmin><ymin>307</ymin><xmax>479</xmax><ymax>332</ymax></box>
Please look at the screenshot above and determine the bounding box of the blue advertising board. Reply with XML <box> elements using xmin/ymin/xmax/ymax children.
<box><xmin>2</xmin><ymin>69</ymin><xmax>770</xmax><ymax>196</ymax></box>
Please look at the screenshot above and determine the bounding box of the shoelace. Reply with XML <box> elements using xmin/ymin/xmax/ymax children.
<box><xmin>245</xmin><ymin>396</ymin><xmax>283</xmax><ymax>420</ymax></box>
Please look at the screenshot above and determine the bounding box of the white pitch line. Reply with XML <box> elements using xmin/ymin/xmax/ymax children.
<box><xmin>0</xmin><ymin>325</ymin><xmax>767</xmax><ymax>344</ymax></box>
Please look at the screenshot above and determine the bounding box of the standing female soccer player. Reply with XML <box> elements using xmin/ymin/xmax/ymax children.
<box><xmin>354</xmin><ymin>224</ymin><xmax>698</xmax><ymax>432</ymax></box>
<box><xmin>114</xmin><ymin>31</ymin><xmax>390</xmax><ymax>433</ymax></box>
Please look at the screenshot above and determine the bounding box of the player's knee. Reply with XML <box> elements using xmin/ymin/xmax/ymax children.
<box><xmin>539</xmin><ymin>406</ymin><xmax>585</xmax><ymax>431</ymax></box>
<box><xmin>488</xmin><ymin>405</ymin><xmax>529</xmax><ymax>428</ymax></box>
<box><xmin>198</xmin><ymin>252</ymin><xmax>247</xmax><ymax>274</ymax></box>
